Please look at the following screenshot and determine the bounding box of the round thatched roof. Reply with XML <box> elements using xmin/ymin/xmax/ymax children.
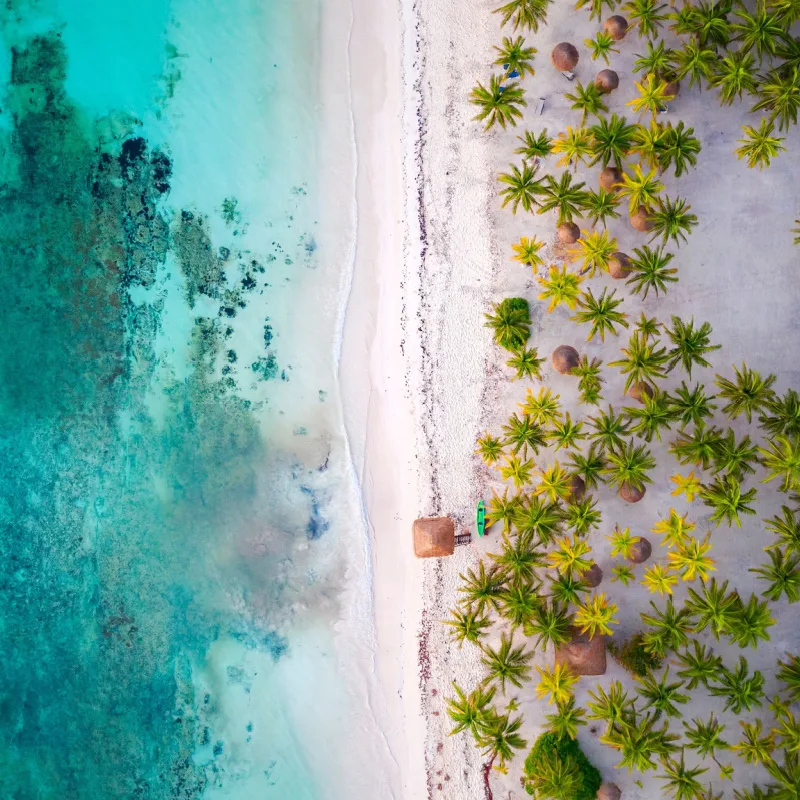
<box><xmin>630</xmin><ymin>204</ymin><xmax>654</xmax><ymax>232</ymax></box>
<box><xmin>604</xmin><ymin>15</ymin><xmax>629</xmax><ymax>40</ymax></box>
<box><xmin>627</xmin><ymin>381</ymin><xmax>655</xmax><ymax>404</ymax></box>
<box><xmin>664</xmin><ymin>78</ymin><xmax>681</xmax><ymax>99</ymax></box>
<box><xmin>620</xmin><ymin>482</ymin><xmax>646</xmax><ymax>503</ymax></box>
<box><xmin>566</xmin><ymin>473</ymin><xmax>586</xmax><ymax>503</ymax></box>
<box><xmin>595</xmin><ymin>69</ymin><xmax>619</xmax><ymax>93</ymax></box>
<box><xmin>598</xmin><ymin>783</ymin><xmax>622</xmax><ymax>800</ymax></box>
<box><xmin>557</xmin><ymin>221</ymin><xmax>581</xmax><ymax>244</ymax></box>
<box><xmin>628</xmin><ymin>537</ymin><xmax>653</xmax><ymax>564</ymax></box>
<box><xmin>551</xmin><ymin>42</ymin><xmax>579</xmax><ymax>71</ymax></box>
<box><xmin>555</xmin><ymin>627</ymin><xmax>607</xmax><ymax>676</ymax></box>
<box><xmin>608</xmin><ymin>251</ymin><xmax>631</xmax><ymax>279</ymax></box>
<box><xmin>413</xmin><ymin>516</ymin><xmax>455</xmax><ymax>558</ymax></box>
<box><xmin>583</xmin><ymin>562</ymin><xmax>603</xmax><ymax>588</ymax></box>
<box><xmin>552</xmin><ymin>345</ymin><xmax>580</xmax><ymax>374</ymax></box>
<box><xmin>599</xmin><ymin>166</ymin><xmax>622</xmax><ymax>192</ymax></box>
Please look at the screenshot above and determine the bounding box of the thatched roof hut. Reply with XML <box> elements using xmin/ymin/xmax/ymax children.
<box><xmin>566</xmin><ymin>474</ymin><xmax>586</xmax><ymax>503</ymax></box>
<box><xmin>599</xmin><ymin>166</ymin><xmax>622</xmax><ymax>192</ymax></box>
<box><xmin>619</xmin><ymin>482</ymin><xmax>646</xmax><ymax>503</ymax></box>
<box><xmin>631</xmin><ymin>204</ymin><xmax>654</xmax><ymax>232</ymax></box>
<box><xmin>583</xmin><ymin>562</ymin><xmax>603</xmax><ymax>588</ymax></box>
<box><xmin>413</xmin><ymin>516</ymin><xmax>455</xmax><ymax>558</ymax></box>
<box><xmin>628</xmin><ymin>537</ymin><xmax>653</xmax><ymax>564</ymax></box>
<box><xmin>595</xmin><ymin>69</ymin><xmax>619</xmax><ymax>93</ymax></box>
<box><xmin>557</xmin><ymin>221</ymin><xmax>581</xmax><ymax>244</ymax></box>
<box><xmin>598</xmin><ymin>783</ymin><xmax>622</xmax><ymax>800</ymax></box>
<box><xmin>604</xmin><ymin>15</ymin><xmax>629</xmax><ymax>40</ymax></box>
<box><xmin>627</xmin><ymin>381</ymin><xmax>654</xmax><ymax>404</ymax></box>
<box><xmin>551</xmin><ymin>42</ymin><xmax>579</xmax><ymax>72</ymax></box>
<box><xmin>608</xmin><ymin>251</ymin><xmax>631</xmax><ymax>279</ymax></box>
<box><xmin>552</xmin><ymin>345</ymin><xmax>580</xmax><ymax>374</ymax></box>
<box><xmin>555</xmin><ymin>627</ymin><xmax>607</xmax><ymax>676</ymax></box>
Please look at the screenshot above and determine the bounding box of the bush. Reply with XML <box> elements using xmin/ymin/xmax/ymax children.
<box><xmin>608</xmin><ymin>632</ymin><xmax>663</xmax><ymax>677</ymax></box>
<box><xmin>523</xmin><ymin>733</ymin><xmax>601</xmax><ymax>800</ymax></box>
<box><xmin>500</xmin><ymin>296</ymin><xmax>531</xmax><ymax>317</ymax></box>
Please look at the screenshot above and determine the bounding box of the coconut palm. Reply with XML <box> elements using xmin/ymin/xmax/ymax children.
<box><xmin>511</xmin><ymin>235</ymin><xmax>546</xmax><ymax>269</ymax></box>
<box><xmin>604</xmin><ymin>439</ymin><xmax>657</xmax><ymax>496</ymax></box>
<box><xmin>664</xmin><ymin>316</ymin><xmax>720</xmax><ymax>377</ymax></box>
<box><xmin>576</xmin><ymin>0</ymin><xmax>618</xmax><ymax>20</ymax></box>
<box><xmin>777</xmin><ymin>654</ymin><xmax>800</xmax><ymax>702</ymax></box>
<box><xmin>766</xmin><ymin>506</ymin><xmax>800</xmax><ymax>555</ymax></box>
<box><xmin>640</xmin><ymin>598</ymin><xmax>692</xmax><ymax>658</ymax></box>
<box><xmin>589</xmin><ymin>114</ymin><xmax>637</xmax><ymax>169</ymax></box>
<box><xmin>735</xmin><ymin>117</ymin><xmax>787</xmax><ymax>168</ymax></box>
<box><xmin>548</xmin><ymin>415</ymin><xmax>586</xmax><ymax>454</ymax></box>
<box><xmin>573</xmin><ymin>357</ymin><xmax>605</xmax><ymax>406</ymax></box>
<box><xmin>445</xmin><ymin>606</ymin><xmax>493</xmax><ymax>647</ymax></box>
<box><xmin>603</xmin><ymin>713</ymin><xmax>680</xmax><ymax>772</ymax></box>
<box><xmin>515</xmin><ymin>128</ymin><xmax>554</xmax><ymax>160</ymax></box>
<box><xmin>549</xmin><ymin>535</ymin><xmax>593</xmax><ymax>576</ymax></box>
<box><xmin>587</xmin><ymin>680</ymin><xmax>635</xmax><ymax>727</ymax></box>
<box><xmin>711</xmin><ymin>50</ymin><xmax>758</xmax><ymax>105</ymax></box>
<box><xmin>544</xmin><ymin>696</ymin><xmax>587</xmax><ymax>739</ymax></box>
<box><xmin>624</xmin><ymin>0</ymin><xmax>669</xmax><ymax>38</ymax></box>
<box><xmin>751</xmin><ymin>68</ymin><xmax>800</xmax><ymax>132</ymax></box>
<box><xmin>668</xmin><ymin>382</ymin><xmax>717</xmax><ymax>427</ymax></box>
<box><xmin>490</xmin><ymin>530</ymin><xmax>545</xmax><ymax>583</ymax></box>
<box><xmin>670</xmin><ymin>470</ymin><xmax>702</xmax><ymax>503</ymax></box>
<box><xmin>475</xmin><ymin>711</ymin><xmax>528</xmax><ymax>769</ymax></box>
<box><xmin>618</xmin><ymin>164</ymin><xmax>665</xmax><ymax>214</ymax></box>
<box><xmin>676</xmin><ymin>641</ymin><xmax>723</xmax><ymax>690</ymax></box>
<box><xmin>522</xmin><ymin>387</ymin><xmax>563</xmax><ymax>427</ymax></box>
<box><xmin>710</xmin><ymin>657</ymin><xmax>765</xmax><ymax>713</ymax></box>
<box><xmin>549</xmin><ymin>570</ymin><xmax>590</xmax><ymax>606</ymax></box>
<box><xmin>481</xmin><ymin>632</ymin><xmax>533</xmax><ymax>692</ymax></box>
<box><xmin>535</xmin><ymin>662</ymin><xmax>579</xmax><ymax>704</ymax></box>
<box><xmin>606</xmin><ymin>526</ymin><xmax>639</xmax><ymax>560</ymax></box>
<box><xmin>630</xmin><ymin>119</ymin><xmax>666</xmax><ymax>169</ymax></box>
<box><xmin>700</xmin><ymin>476</ymin><xmax>758</xmax><ymax>527</ymax></box>
<box><xmin>684</xmin><ymin>578</ymin><xmax>740</xmax><ymax>640</ymax></box>
<box><xmin>674</xmin><ymin>0</ymin><xmax>732</xmax><ymax>48</ymax></box>
<box><xmin>552</xmin><ymin>126</ymin><xmax>595</xmax><ymax>171</ymax></box>
<box><xmin>625</xmin><ymin>389</ymin><xmax>676</xmax><ymax>442</ymax></box>
<box><xmin>660</xmin><ymin>752</ymin><xmax>709</xmax><ymax>800</ymax></box>
<box><xmin>641</xmin><ymin>565</ymin><xmax>679</xmax><ymax>598</ymax></box>
<box><xmin>498</xmin><ymin>454</ymin><xmax>536</xmax><ymax>488</ymax></box>
<box><xmin>525</xmin><ymin>753</ymin><xmax>582</xmax><ymax>799</ymax></box>
<box><xmin>751</xmin><ymin>547</ymin><xmax>800</xmax><ymax>603</ymax></box>
<box><xmin>565</xmin><ymin>82</ymin><xmax>609</xmax><ymax>125</ymax></box>
<box><xmin>574</xmin><ymin>592</ymin><xmax>619</xmax><ymax>638</ymax></box>
<box><xmin>670</xmin><ymin>422</ymin><xmax>724</xmax><ymax>469</ymax></box>
<box><xmin>582</xmin><ymin>188</ymin><xmax>621</xmax><ymax>228</ymax></box>
<box><xmin>476</xmin><ymin>432</ymin><xmax>504</xmax><ymax>465</ymax></box>
<box><xmin>524</xmin><ymin>600</ymin><xmax>573</xmax><ymax>649</ymax></box>
<box><xmin>711</xmin><ymin>428</ymin><xmax>758</xmax><ymax>480</ymax></box>
<box><xmin>572</xmin><ymin>287</ymin><xmax>628</xmax><ymax>341</ymax></box>
<box><xmin>668</xmin><ymin>534</ymin><xmax>716</xmax><ymax>582</ymax></box>
<box><xmin>671</xmin><ymin>40</ymin><xmax>716</xmax><ymax>88</ymax></box>
<box><xmin>499</xmin><ymin>579</ymin><xmax>541</xmax><ymax>628</ymax></box>
<box><xmin>567</xmin><ymin>445</ymin><xmax>606</xmax><ymax>494</ymax></box>
<box><xmin>634</xmin><ymin>38</ymin><xmax>674</xmax><ymax>77</ymax></box>
<box><xmin>498</xmin><ymin>162</ymin><xmax>543</xmax><ymax>213</ymax></box>
<box><xmin>728</xmin><ymin>593</ymin><xmax>775</xmax><ymax>649</ymax></box>
<box><xmin>446</xmin><ymin>681</ymin><xmax>496</xmax><ymax>735</ymax></box>
<box><xmin>562</xmin><ymin>495</ymin><xmax>602</xmax><ymax>537</ymax></box>
<box><xmin>536</xmin><ymin>461</ymin><xmax>574</xmax><ymax>503</ymax></box>
<box><xmin>715</xmin><ymin>364</ymin><xmax>776</xmax><ymax>422</ymax></box>
<box><xmin>493</xmin><ymin>0</ymin><xmax>552</xmax><ymax>32</ymax></box>
<box><xmin>507</xmin><ymin>346</ymin><xmax>545</xmax><ymax>380</ymax></box>
<box><xmin>634</xmin><ymin>312</ymin><xmax>662</xmax><ymax>341</ymax></box>
<box><xmin>537</xmin><ymin>265</ymin><xmax>584</xmax><ymax>313</ymax></box>
<box><xmin>735</xmin><ymin>719</ymin><xmax>775</xmax><ymax>766</ymax></box>
<box><xmin>493</xmin><ymin>36</ymin><xmax>538</xmax><ymax>78</ymax></box>
<box><xmin>626</xmin><ymin>244</ymin><xmax>677</xmax><ymax>298</ymax></box>
<box><xmin>470</xmin><ymin>75</ymin><xmax>526</xmax><ymax>130</ymax></box>
<box><xmin>569</xmin><ymin>229</ymin><xmax>618</xmax><ymax>277</ymax></box>
<box><xmin>537</xmin><ymin>172</ymin><xmax>590</xmax><ymax>224</ymax></box>
<box><xmin>763</xmin><ymin>750</ymin><xmax>800</xmax><ymax>800</ymax></box>
<box><xmin>502</xmin><ymin>412</ymin><xmax>547</xmax><ymax>455</ymax></box>
<box><xmin>760</xmin><ymin>389</ymin><xmax>800</xmax><ymax>438</ymax></box>
<box><xmin>684</xmin><ymin>715</ymin><xmax>730</xmax><ymax>761</ymax></box>
<box><xmin>731</xmin><ymin>7</ymin><xmax>786</xmax><ymax>60</ymax></box>
<box><xmin>627</xmin><ymin>73</ymin><xmax>674</xmax><ymax>119</ymax></box>
<box><xmin>485</xmin><ymin>300</ymin><xmax>531</xmax><ymax>349</ymax></box>
<box><xmin>653</xmin><ymin>508</ymin><xmax>695</xmax><ymax>549</ymax></box>
<box><xmin>650</xmin><ymin>196</ymin><xmax>698</xmax><ymax>246</ymax></box>
<box><xmin>587</xmin><ymin>405</ymin><xmax>631</xmax><ymax>450</ymax></box>
<box><xmin>610</xmin><ymin>331</ymin><xmax>670</xmax><ymax>392</ymax></box>
<box><xmin>638</xmin><ymin>668</ymin><xmax>690</xmax><ymax>720</ymax></box>
<box><xmin>487</xmin><ymin>487</ymin><xmax>520</xmax><ymax>532</ymax></box>
<box><xmin>515</xmin><ymin>495</ymin><xmax>563</xmax><ymax>544</ymax></box>
<box><xmin>759</xmin><ymin>434</ymin><xmax>800</xmax><ymax>493</ymax></box>
<box><xmin>586</xmin><ymin>31</ymin><xmax>620</xmax><ymax>64</ymax></box>
<box><xmin>612</xmin><ymin>563</ymin><xmax>636</xmax><ymax>586</ymax></box>
<box><xmin>658</xmin><ymin>121</ymin><xmax>702</xmax><ymax>178</ymax></box>
<box><xmin>459</xmin><ymin>561</ymin><xmax>504</xmax><ymax>613</ymax></box>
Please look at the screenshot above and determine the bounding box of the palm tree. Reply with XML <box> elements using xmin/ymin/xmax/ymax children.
<box><xmin>587</xmin><ymin>680</ymin><xmax>634</xmax><ymax>727</ymax></box>
<box><xmin>604</xmin><ymin>439</ymin><xmax>657</xmax><ymax>498</ymax></box>
<box><xmin>507</xmin><ymin>346</ymin><xmax>545</xmax><ymax>380</ymax></box>
<box><xmin>582</xmin><ymin>188</ymin><xmax>621</xmax><ymax>228</ymax></box>
<box><xmin>459</xmin><ymin>561</ymin><xmax>504</xmax><ymax>614</ymax></box>
<box><xmin>515</xmin><ymin>494</ymin><xmax>562</xmax><ymax>544</ymax></box>
<box><xmin>658</xmin><ymin>121</ymin><xmax>702</xmax><ymax>178</ymax></box>
<box><xmin>652</xmin><ymin>508</ymin><xmax>695</xmax><ymax>549</ymax></box>
<box><xmin>569</xmin><ymin>229</ymin><xmax>618</xmax><ymax>277</ymax></box>
<box><xmin>634</xmin><ymin>38</ymin><xmax>674</xmax><ymax>77</ymax></box>
<box><xmin>624</xmin><ymin>0</ymin><xmax>668</xmax><ymax>38</ymax></box>
<box><xmin>445</xmin><ymin>606</ymin><xmax>493</xmax><ymax>646</ymax></box>
<box><xmin>618</xmin><ymin>164</ymin><xmax>665</xmax><ymax>214</ymax></box>
<box><xmin>522</xmin><ymin>387</ymin><xmax>563</xmax><ymax>427</ymax></box>
<box><xmin>712</xmin><ymin>428</ymin><xmax>758</xmax><ymax>480</ymax></box>
<box><xmin>552</xmin><ymin>126</ymin><xmax>595</xmax><ymax>171</ymax></box>
<box><xmin>715</xmin><ymin>363</ymin><xmax>776</xmax><ymax>422</ymax></box>
<box><xmin>612</xmin><ymin>563</ymin><xmax>636</xmax><ymax>586</ymax></box>
<box><xmin>525</xmin><ymin>753</ymin><xmax>582</xmax><ymax>799</ymax></box>
<box><xmin>490</xmin><ymin>530</ymin><xmax>544</xmax><ymax>583</ymax></box>
<box><xmin>674</xmin><ymin>0</ymin><xmax>732</xmax><ymax>48</ymax></box>
<box><xmin>668</xmin><ymin>534</ymin><xmax>716</xmax><ymax>582</ymax></box>
<box><xmin>625</xmin><ymin>389</ymin><xmax>676</xmax><ymax>442</ymax></box>
<box><xmin>549</xmin><ymin>535</ymin><xmax>593</xmax><ymax>575</ymax></box>
<box><xmin>637</xmin><ymin>667</ymin><xmax>690</xmax><ymax>718</ymax></box>
<box><xmin>684</xmin><ymin>578</ymin><xmax>740</xmax><ymax>640</ymax></box>
<box><xmin>668</xmin><ymin>382</ymin><xmax>717</xmax><ymax>427</ymax></box>
<box><xmin>626</xmin><ymin>245</ymin><xmax>677</xmax><ymax>298</ymax></box>
<box><xmin>547</xmin><ymin>413</ymin><xmax>586</xmax><ymax>452</ymax></box>
<box><xmin>684</xmin><ymin>715</ymin><xmax>730</xmax><ymax>761</ymax></box>
<box><xmin>511</xmin><ymin>235</ymin><xmax>546</xmax><ymax>269</ymax></box>
<box><xmin>515</xmin><ymin>129</ymin><xmax>554</xmax><ymax>160</ymax></box>
<box><xmin>734</xmin><ymin>719</ymin><xmax>774</xmax><ymax>766</ymax></box>
<box><xmin>536</xmin><ymin>461</ymin><xmax>574</xmax><ymax>503</ymax></box>
<box><xmin>610</xmin><ymin>331</ymin><xmax>670</xmax><ymax>392</ymax></box>
<box><xmin>627</xmin><ymin>73</ymin><xmax>674</xmax><ymax>119</ymax></box>
<box><xmin>574</xmin><ymin>592</ymin><xmax>619</xmax><ymax>638</ymax></box>
<box><xmin>727</xmin><ymin>593</ymin><xmax>775</xmax><ymax>649</ymax></box>
<box><xmin>535</xmin><ymin>662</ymin><xmax>579</xmax><ymax>704</ymax></box>
<box><xmin>710</xmin><ymin>657</ymin><xmax>765</xmax><ymax>713</ymax></box>
<box><xmin>676</xmin><ymin>641</ymin><xmax>723</xmax><ymax>690</ymax></box>
<box><xmin>537</xmin><ymin>265</ymin><xmax>584</xmax><ymax>313</ymax></box>
<box><xmin>751</xmin><ymin>68</ymin><xmax>800</xmax><ymax>132</ymax></box>
<box><xmin>751</xmin><ymin>547</ymin><xmax>800</xmax><ymax>603</ymax></box>
<box><xmin>493</xmin><ymin>36</ymin><xmax>538</xmax><ymax>78</ymax></box>
<box><xmin>735</xmin><ymin>117</ymin><xmax>787</xmax><ymax>169</ymax></box>
<box><xmin>503</xmin><ymin>412</ymin><xmax>547</xmax><ymax>456</ymax></box>
<box><xmin>544</xmin><ymin>696</ymin><xmax>587</xmax><ymax>739</ymax></box>
<box><xmin>493</xmin><ymin>0</ymin><xmax>552</xmax><ymax>32</ymax></box>
<box><xmin>576</xmin><ymin>0</ymin><xmax>618</xmax><ymax>20</ymax></box>
<box><xmin>759</xmin><ymin>434</ymin><xmax>800</xmax><ymax>493</ymax></box>
<box><xmin>486</xmin><ymin>487</ymin><xmax>520</xmax><ymax>532</ymax></box>
<box><xmin>567</xmin><ymin>442</ymin><xmax>605</xmax><ymax>491</ymax></box>
<box><xmin>731</xmin><ymin>7</ymin><xmax>785</xmax><ymax>60</ymax></box>
<box><xmin>670</xmin><ymin>422</ymin><xmax>723</xmax><ymax>469</ymax></box>
<box><xmin>635</xmin><ymin>313</ymin><xmax>663</xmax><ymax>341</ymax></box>
<box><xmin>760</xmin><ymin>389</ymin><xmax>800</xmax><ymax>438</ymax></box>
<box><xmin>498</xmin><ymin>162</ymin><xmax>542</xmax><ymax>213</ymax></box>
<box><xmin>630</xmin><ymin>119</ymin><xmax>666</xmax><ymax>169</ymax></box>
<box><xmin>602</xmin><ymin>714</ymin><xmax>678</xmax><ymax>772</ymax></box>
<box><xmin>660</xmin><ymin>752</ymin><xmax>708</xmax><ymax>800</ymax></box>
<box><xmin>525</xmin><ymin>600</ymin><xmax>573</xmax><ymax>649</ymax></box>
<box><xmin>763</xmin><ymin>749</ymin><xmax>800</xmax><ymax>800</ymax></box>
<box><xmin>700</xmin><ymin>476</ymin><xmax>758</xmax><ymax>527</ymax></box>
<box><xmin>498</xmin><ymin>454</ymin><xmax>536</xmax><ymax>488</ymax></box>
<box><xmin>777</xmin><ymin>654</ymin><xmax>800</xmax><ymax>702</ymax></box>
<box><xmin>499</xmin><ymin>579</ymin><xmax>540</xmax><ymax>628</ymax></box>
<box><xmin>766</xmin><ymin>506</ymin><xmax>800</xmax><ymax>555</ymax></box>
<box><xmin>485</xmin><ymin>300</ymin><xmax>531</xmax><ymax>350</ymax></box>
<box><xmin>587</xmin><ymin>405</ymin><xmax>630</xmax><ymax>450</ymax></box>
<box><xmin>470</xmin><ymin>75</ymin><xmax>526</xmax><ymax>130</ymax></box>
<box><xmin>562</xmin><ymin>495</ymin><xmax>602</xmax><ymax>537</ymax></box>
<box><xmin>573</xmin><ymin>357</ymin><xmax>605</xmax><ymax>406</ymax></box>
<box><xmin>476</xmin><ymin>432</ymin><xmax>504</xmax><ymax>465</ymax></box>
<box><xmin>671</xmin><ymin>41</ymin><xmax>716</xmax><ymax>88</ymax></box>
<box><xmin>475</xmin><ymin>711</ymin><xmax>528</xmax><ymax>770</ymax></box>
<box><xmin>446</xmin><ymin>681</ymin><xmax>496</xmax><ymax>735</ymax></box>
<box><xmin>711</xmin><ymin>50</ymin><xmax>758</xmax><ymax>105</ymax></box>
<box><xmin>650</xmin><ymin>196</ymin><xmax>698</xmax><ymax>246</ymax></box>
<box><xmin>665</xmin><ymin>316</ymin><xmax>720</xmax><ymax>377</ymax></box>
<box><xmin>537</xmin><ymin>172</ymin><xmax>590</xmax><ymax>224</ymax></box>
<box><xmin>590</xmin><ymin>114</ymin><xmax>637</xmax><ymax>169</ymax></box>
<box><xmin>481</xmin><ymin>632</ymin><xmax>533</xmax><ymax>692</ymax></box>
<box><xmin>586</xmin><ymin>30</ymin><xmax>620</xmax><ymax>63</ymax></box>
<box><xmin>641</xmin><ymin>563</ymin><xmax>678</xmax><ymax>596</ymax></box>
<box><xmin>572</xmin><ymin>287</ymin><xmax>628</xmax><ymax>341</ymax></box>
<box><xmin>670</xmin><ymin>470</ymin><xmax>702</xmax><ymax>502</ymax></box>
<box><xmin>606</xmin><ymin>526</ymin><xmax>638</xmax><ymax>560</ymax></box>
<box><xmin>640</xmin><ymin>598</ymin><xmax>692</xmax><ymax>658</ymax></box>
<box><xmin>565</xmin><ymin>82</ymin><xmax>609</xmax><ymax>125</ymax></box>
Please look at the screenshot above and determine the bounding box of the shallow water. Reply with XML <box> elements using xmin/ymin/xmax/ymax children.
<box><xmin>0</xmin><ymin>1</ymin><xmax>387</xmax><ymax>797</ymax></box>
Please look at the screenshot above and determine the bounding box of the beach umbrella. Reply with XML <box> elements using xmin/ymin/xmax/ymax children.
<box><xmin>630</xmin><ymin>204</ymin><xmax>655</xmax><ymax>232</ymax></box>
<box><xmin>627</xmin><ymin>537</ymin><xmax>653</xmax><ymax>564</ymax></box>
<box><xmin>551</xmin><ymin>42</ymin><xmax>579</xmax><ymax>72</ymax></box>
<box><xmin>598</xmin><ymin>783</ymin><xmax>622</xmax><ymax>800</ymax></box>
<box><xmin>627</xmin><ymin>381</ymin><xmax>655</xmax><ymax>404</ymax></box>
<box><xmin>619</xmin><ymin>482</ymin><xmax>647</xmax><ymax>503</ymax></box>
<box><xmin>595</xmin><ymin>69</ymin><xmax>620</xmax><ymax>94</ymax></box>
<box><xmin>603</xmin><ymin>15</ymin><xmax>629</xmax><ymax>41</ymax></box>
<box><xmin>584</xmin><ymin>563</ymin><xmax>604</xmax><ymax>588</ymax></box>
<box><xmin>608</xmin><ymin>251</ymin><xmax>632</xmax><ymax>279</ymax></box>
<box><xmin>557</xmin><ymin>221</ymin><xmax>581</xmax><ymax>244</ymax></box>
<box><xmin>599</xmin><ymin>166</ymin><xmax>622</xmax><ymax>192</ymax></box>
<box><xmin>552</xmin><ymin>345</ymin><xmax>580</xmax><ymax>374</ymax></box>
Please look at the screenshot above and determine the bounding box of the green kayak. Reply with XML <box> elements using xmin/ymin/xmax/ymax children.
<box><xmin>476</xmin><ymin>500</ymin><xmax>486</xmax><ymax>537</ymax></box>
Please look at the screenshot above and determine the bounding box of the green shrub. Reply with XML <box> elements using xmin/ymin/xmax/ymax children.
<box><xmin>523</xmin><ymin>733</ymin><xmax>601</xmax><ymax>800</ymax></box>
<box><xmin>608</xmin><ymin>632</ymin><xmax>663</xmax><ymax>677</ymax></box>
<box><xmin>501</xmin><ymin>296</ymin><xmax>531</xmax><ymax>317</ymax></box>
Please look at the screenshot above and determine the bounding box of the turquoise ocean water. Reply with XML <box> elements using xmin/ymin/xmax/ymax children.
<box><xmin>0</xmin><ymin>1</ymin><xmax>387</xmax><ymax>797</ymax></box>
